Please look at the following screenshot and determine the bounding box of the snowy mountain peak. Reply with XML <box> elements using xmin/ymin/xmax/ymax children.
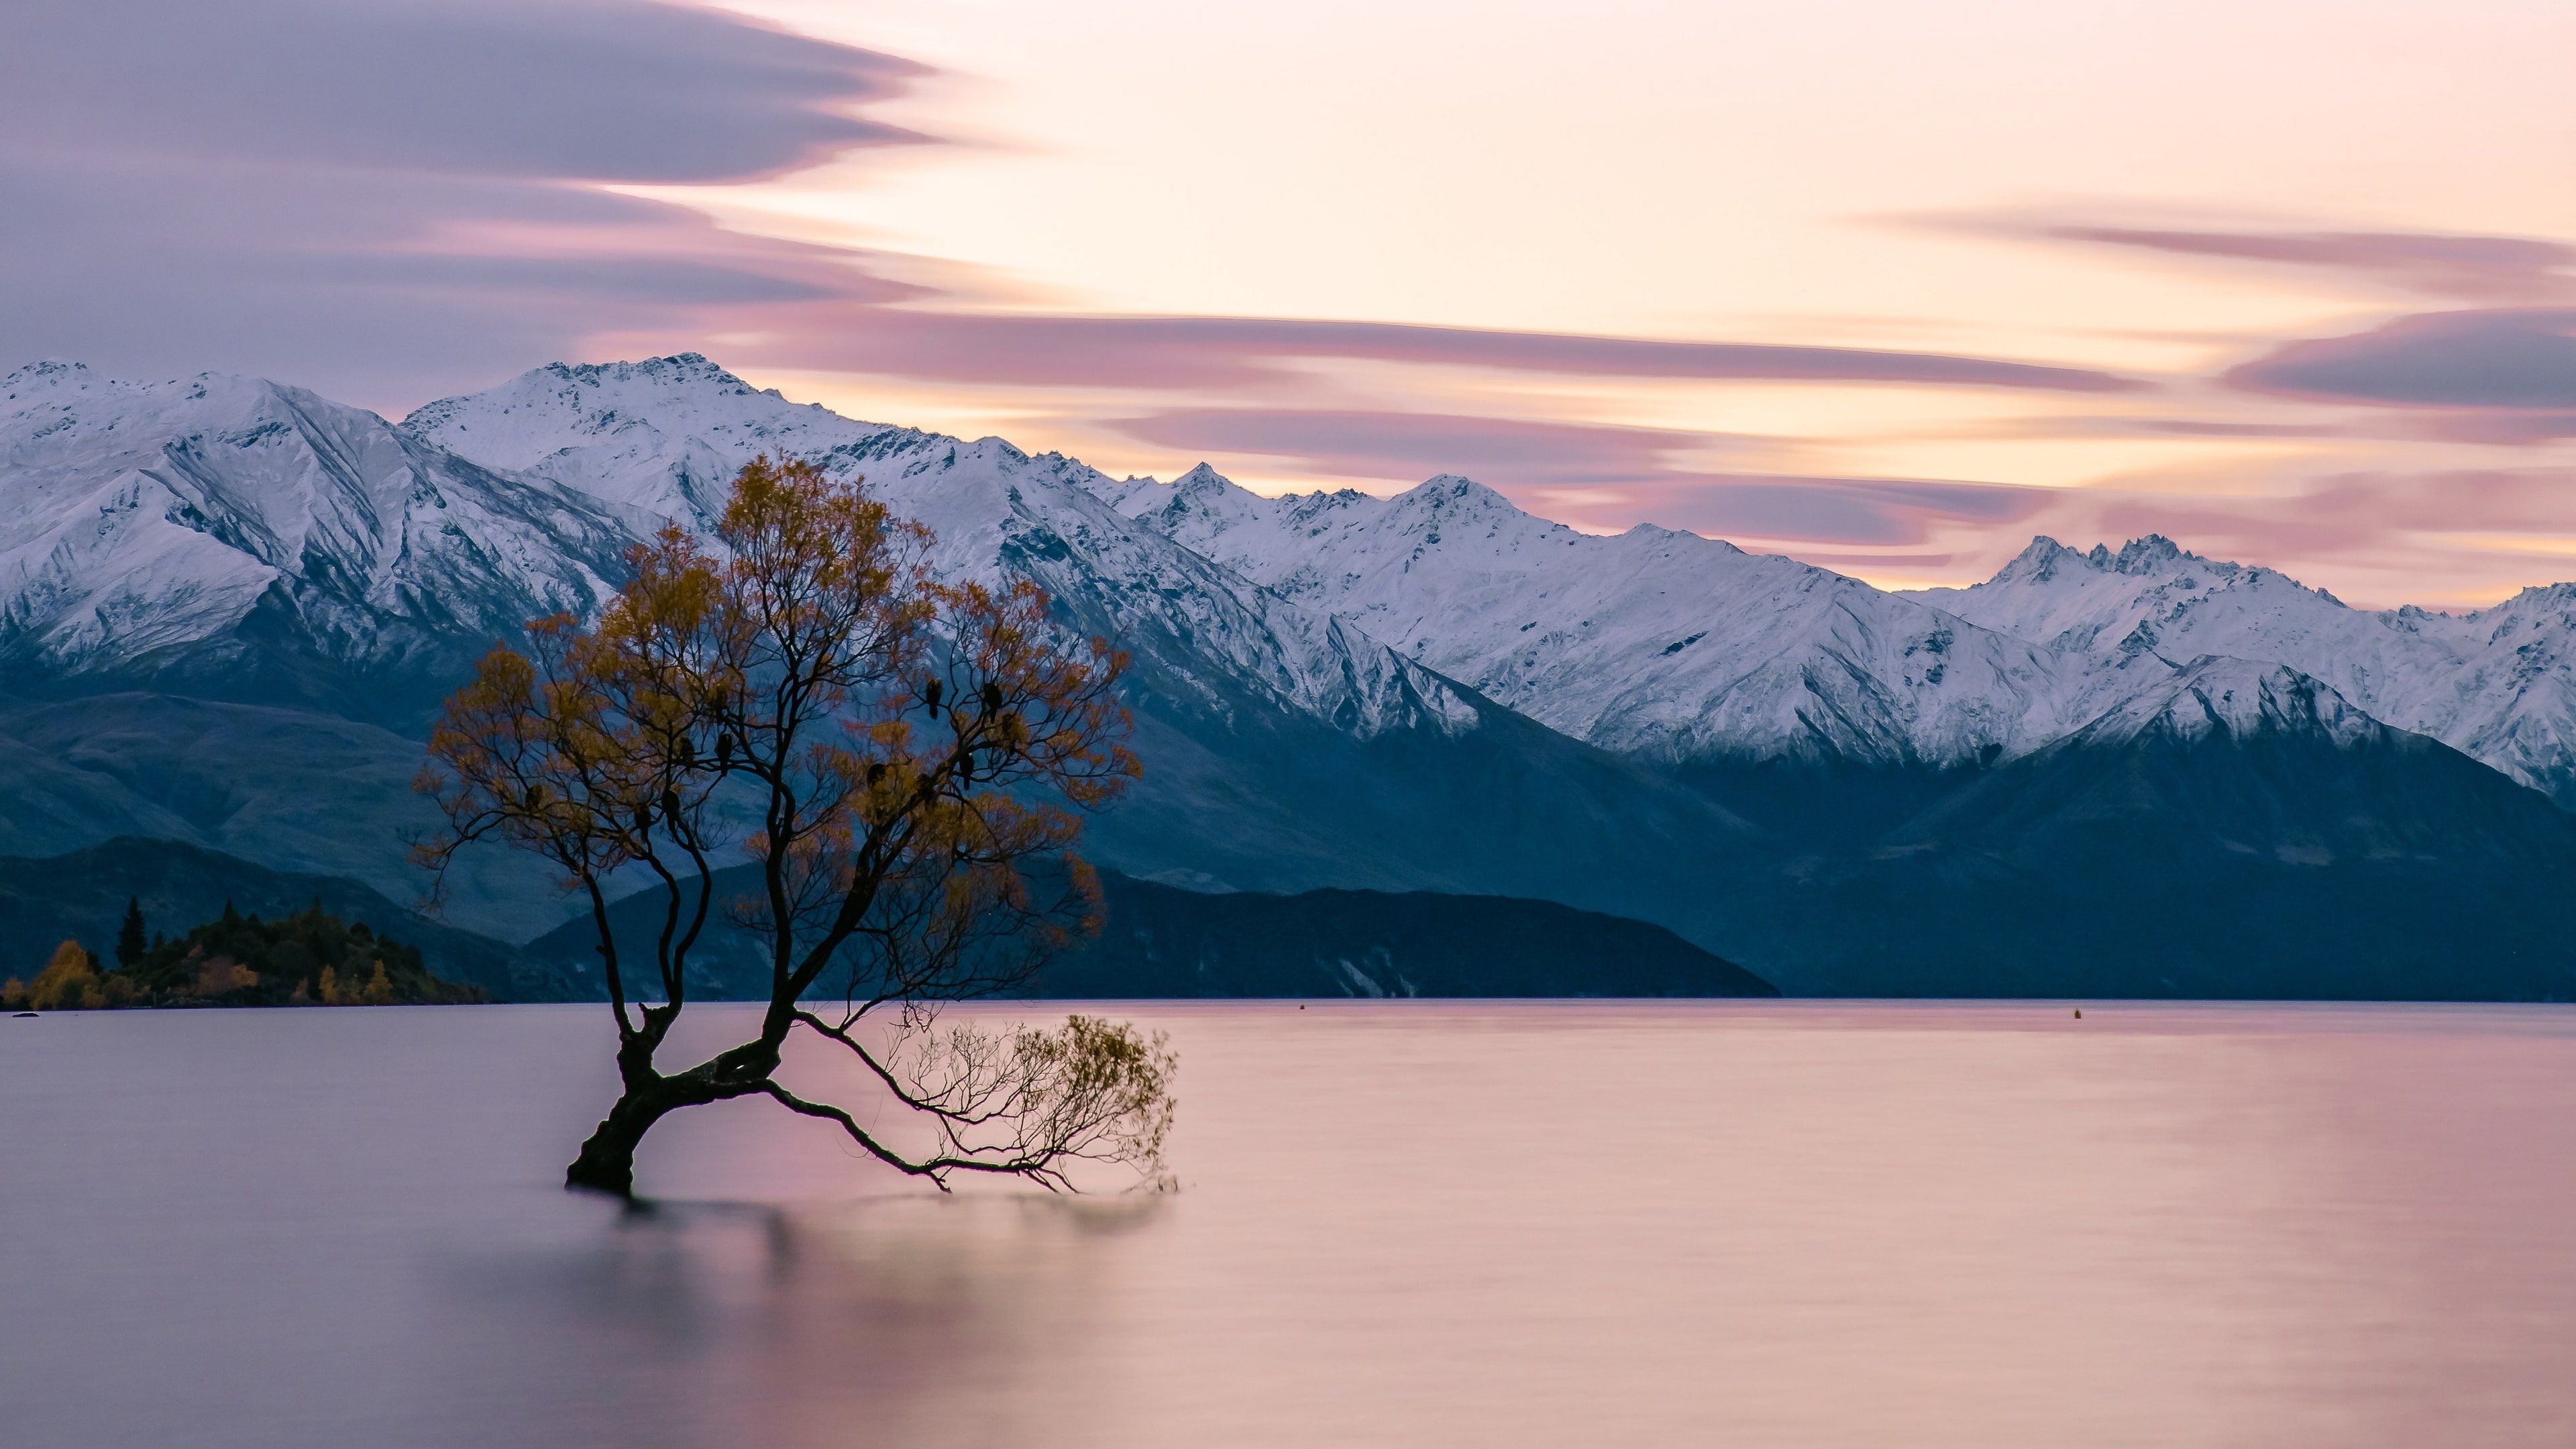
<box><xmin>38</xmin><ymin>350</ymin><xmax>2576</xmax><ymax>811</ymax></box>
<box><xmin>1101</xmin><ymin>462</ymin><xmax>2078</xmax><ymax>768</ymax></box>
<box><xmin>2489</xmin><ymin>580</ymin><xmax>2576</xmax><ymax>614</ymax></box>
<box><xmin>1921</xmin><ymin>533</ymin><xmax>2576</xmax><ymax>804</ymax></box>
<box><xmin>401</xmin><ymin>362</ymin><xmax>1486</xmax><ymax>746</ymax></box>
<box><xmin>543</xmin><ymin>352</ymin><xmax>755</xmax><ymax>391</ymax></box>
<box><xmin>1394</xmin><ymin>474</ymin><xmax>1519</xmax><ymax>518</ymax></box>
<box><xmin>0</xmin><ymin>362</ymin><xmax>631</xmax><ymax>708</ymax></box>
<box><xmin>1993</xmin><ymin>535</ymin><xmax>2081</xmax><ymax>581</ymax></box>
<box><xmin>2096</xmin><ymin>533</ymin><xmax>2188</xmax><ymax>574</ymax></box>
<box><xmin>401</xmin><ymin>356</ymin><xmax>937</xmax><ymax>529</ymax></box>
<box><xmin>1621</xmin><ymin>520</ymin><xmax>1743</xmax><ymax>553</ymax></box>
<box><xmin>3</xmin><ymin>359</ymin><xmax>95</xmax><ymax>396</ymax></box>
<box><xmin>1988</xmin><ymin>531</ymin><xmax>2245</xmax><ymax>586</ymax></box>
<box><xmin>1990</xmin><ymin>532</ymin><xmax>2206</xmax><ymax>585</ymax></box>
<box><xmin>1115</xmin><ymin>462</ymin><xmax>1282</xmax><ymax>549</ymax></box>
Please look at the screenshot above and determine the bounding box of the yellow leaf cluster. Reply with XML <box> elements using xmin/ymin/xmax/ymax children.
<box><xmin>8</xmin><ymin>941</ymin><xmax>108</xmax><ymax>1012</ymax></box>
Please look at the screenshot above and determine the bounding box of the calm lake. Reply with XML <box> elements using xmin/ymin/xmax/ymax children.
<box><xmin>5</xmin><ymin>1001</ymin><xmax>2574</xmax><ymax>1447</ymax></box>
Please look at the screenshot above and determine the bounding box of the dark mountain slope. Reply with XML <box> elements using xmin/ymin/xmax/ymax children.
<box><xmin>515</xmin><ymin>865</ymin><xmax>1774</xmax><ymax>1001</ymax></box>
<box><xmin>1043</xmin><ymin>873</ymin><xmax>1776</xmax><ymax>998</ymax></box>
<box><xmin>0</xmin><ymin>694</ymin><xmax>587</xmax><ymax>941</ymax></box>
<box><xmin>1710</xmin><ymin>661</ymin><xmax>2576</xmax><ymax>998</ymax></box>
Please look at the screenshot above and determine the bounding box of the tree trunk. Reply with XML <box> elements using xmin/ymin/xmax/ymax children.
<box><xmin>564</xmin><ymin>1040</ymin><xmax>784</xmax><ymax>1197</ymax></box>
<box><xmin>566</xmin><ymin>1081</ymin><xmax>689</xmax><ymax>1197</ymax></box>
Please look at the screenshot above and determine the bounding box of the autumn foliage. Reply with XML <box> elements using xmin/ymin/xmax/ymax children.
<box><xmin>415</xmin><ymin>458</ymin><xmax>1171</xmax><ymax>1197</ymax></box>
<box><xmin>4</xmin><ymin>941</ymin><xmax>111</xmax><ymax>1011</ymax></box>
<box><xmin>1</xmin><ymin>905</ymin><xmax>482</xmax><ymax>1010</ymax></box>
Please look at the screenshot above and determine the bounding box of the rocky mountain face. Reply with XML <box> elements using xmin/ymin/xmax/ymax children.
<box><xmin>0</xmin><ymin>361</ymin><xmax>633</xmax><ymax>723</ymax></box>
<box><xmin>1915</xmin><ymin>535</ymin><xmax>2576</xmax><ymax>806</ymax></box>
<box><xmin>402</xmin><ymin>358</ymin><xmax>1483</xmax><ymax>742</ymax></box>
<box><xmin>10</xmin><ymin>352</ymin><xmax>2576</xmax><ymax>997</ymax></box>
<box><xmin>1104</xmin><ymin>466</ymin><xmax>2088</xmax><ymax>771</ymax></box>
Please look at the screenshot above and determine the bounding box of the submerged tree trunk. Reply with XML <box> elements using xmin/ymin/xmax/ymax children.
<box><xmin>565</xmin><ymin>1038</ymin><xmax>787</xmax><ymax>1197</ymax></box>
<box><xmin>566</xmin><ymin>1083</ymin><xmax>690</xmax><ymax>1197</ymax></box>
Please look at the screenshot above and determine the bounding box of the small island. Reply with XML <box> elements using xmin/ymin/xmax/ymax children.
<box><xmin>3</xmin><ymin>900</ymin><xmax>486</xmax><ymax>1011</ymax></box>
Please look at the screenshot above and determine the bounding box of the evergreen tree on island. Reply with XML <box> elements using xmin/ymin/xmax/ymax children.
<box><xmin>115</xmin><ymin>897</ymin><xmax>148</xmax><ymax>969</ymax></box>
<box><xmin>416</xmin><ymin>458</ymin><xmax>1173</xmax><ymax>1198</ymax></box>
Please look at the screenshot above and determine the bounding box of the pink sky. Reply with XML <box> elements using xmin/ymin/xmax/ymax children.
<box><xmin>7</xmin><ymin>0</ymin><xmax>2575</xmax><ymax>606</ymax></box>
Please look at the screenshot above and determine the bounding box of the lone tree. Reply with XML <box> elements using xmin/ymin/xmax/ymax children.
<box><xmin>416</xmin><ymin>458</ymin><xmax>1171</xmax><ymax>1197</ymax></box>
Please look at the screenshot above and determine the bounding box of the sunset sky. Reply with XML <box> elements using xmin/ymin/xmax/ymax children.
<box><xmin>7</xmin><ymin>0</ymin><xmax>2575</xmax><ymax>606</ymax></box>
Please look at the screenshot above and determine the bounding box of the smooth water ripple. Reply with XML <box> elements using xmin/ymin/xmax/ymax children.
<box><xmin>5</xmin><ymin>1001</ymin><xmax>2573</xmax><ymax>1447</ymax></box>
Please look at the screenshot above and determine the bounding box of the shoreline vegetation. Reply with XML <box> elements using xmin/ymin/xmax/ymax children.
<box><xmin>3</xmin><ymin>900</ymin><xmax>486</xmax><ymax>1011</ymax></box>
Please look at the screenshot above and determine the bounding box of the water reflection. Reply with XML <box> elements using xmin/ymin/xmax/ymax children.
<box><xmin>4</xmin><ymin>1002</ymin><xmax>2574</xmax><ymax>1448</ymax></box>
<box><xmin>417</xmin><ymin>1195</ymin><xmax>1161</xmax><ymax>1449</ymax></box>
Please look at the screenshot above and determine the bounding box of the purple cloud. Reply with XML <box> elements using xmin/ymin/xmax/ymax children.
<box><xmin>1105</xmin><ymin>405</ymin><xmax>2052</xmax><ymax>547</ymax></box>
<box><xmin>2046</xmin><ymin>225</ymin><xmax>2576</xmax><ymax>303</ymax></box>
<box><xmin>767</xmin><ymin>312</ymin><xmax>2142</xmax><ymax>394</ymax></box>
<box><xmin>2043</xmin><ymin>469</ymin><xmax>2576</xmax><ymax>584</ymax></box>
<box><xmin>2226</xmin><ymin>309</ymin><xmax>2576</xmax><ymax>411</ymax></box>
<box><xmin>1110</xmin><ymin>409</ymin><xmax>1739</xmax><ymax>486</ymax></box>
<box><xmin>0</xmin><ymin>0</ymin><xmax>2147</xmax><ymax>418</ymax></box>
<box><xmin>1625</xmin><ymin>474</ymin><xmax>2055</xmax><ymax>547</ymax></box>
<box><xmin>2</xmin><ymin>0</ymin><xmax>924</xmax><ymax>183</ymax></box>
<box><xmin>0</xmin><ymin>0</ymin><xmax>929</xmax><ymax>408</ymax></box>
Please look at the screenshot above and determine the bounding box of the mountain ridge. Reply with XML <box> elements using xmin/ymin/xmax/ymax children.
<box><xmin>14</xmin><ymin>352</ymin><xmax>2576</xmax><ymax>997</ymax></box>
<box><xmin>1911</xmin><ymin>531</ymin><xmax>2576</xmax><ymax>805</ymax></box>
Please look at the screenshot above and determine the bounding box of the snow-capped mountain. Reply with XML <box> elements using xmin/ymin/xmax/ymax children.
<box><xmin>1915</xmin><ymin>536</ymin><xmax>2576</xmax><ymax>805</ymax></box>
<box><xmin>398</xmin><ymin>360</ymin><xmax>1782</xmax><ymax>930</ymax></box>
<box><xmin>401</xmin><ymin>354</ymin><xmax>934</xmax><ymax>533</ymax></box>
<box><xmin>402</xmin><ymin>357</ymin><xmax>1480</xmax><ymax>741</ymax></box>
<box><xmin>2055</xmin><ymin>653</ymin><xmax>2383</xmax><ymax>752</ymax></box>
<box><xmin>0</xmin><ymin>360</ymin><xmax>632</xmax><ymax>716</ymax></box>
<box><xmin>18</xmin><ymin>350</ymin><xmax>2576</xmax><ymax>997</ymax></box>
<box><xmin>1786</xmin><ymin>639</ymin><xmax>2576</xmax><ymax>997</ymax></box>
<box><xmin>0</xmin><ymin>356</ymin><xmax>1768</xmax><ymax>941</ymax></box>
<box><xmin>1097</xmin><ymin>464</ymin><xmax>2104</xmax><ymax>770</ymax></box>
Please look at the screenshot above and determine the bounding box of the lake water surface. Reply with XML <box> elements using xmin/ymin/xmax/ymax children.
<box><xmin>5</xmin><ymin>1001</ymin><xmax>2574</xmax><ymax>1447</ymax></box>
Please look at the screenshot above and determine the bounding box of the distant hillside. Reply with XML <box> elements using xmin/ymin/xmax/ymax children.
<box><xmin>1046</xmin><ymin>874</ymin><xmax>1778</xmax><ymax>998</ymax></box>
<box><xmin>0</xmin><ymin>838</ymin><xmax>574</xmax><ymax>1002</ymax></box>
<box><xmin>515</xmin><ymin>865</ymin><xmax>1778</xmax><ymax>1000</ymax></box>
<box><xmin>1715</xmin><ymin>668</ymin><xmax>2576</xmax><ymax>999</ymax></box>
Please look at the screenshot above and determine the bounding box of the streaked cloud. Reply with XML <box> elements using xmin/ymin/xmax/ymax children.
<box><xmin>2227</xmin><ymin>309</ymin><xmax>2576</xmax><ymax>415</ymax></box>
<box><xmin>1108</xmin><ymin>405</ymin><xmax>2048</xmax><ymax>547</ymax></box>
<box><xmin>1110</xmin><ymin>409</ymin><xmax>1734</xmax><ymax>487</ymax></box>
<box><xmin>1</xmin><ymin>0</ymin><xmax>924</xmax><ymax>182</ymax></box>
<box><xmin>2037</xmin><ymin>225</ymin><xmax>2576</xmax><ymax>303</ymax></box>
<box><xmin>0</xmin><ymin>0</ymin><xmax>926</xmax><ymax>405</ymax></box>
<box><xmin>1609</xmin><ymin>474</ymin><xmax>2055</xmax><ymax>549</ymax></box>
<box><xmin>747</xmin><ymin>312</ymin><xmax>2145</xmax><ymax>395</ymax></box>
